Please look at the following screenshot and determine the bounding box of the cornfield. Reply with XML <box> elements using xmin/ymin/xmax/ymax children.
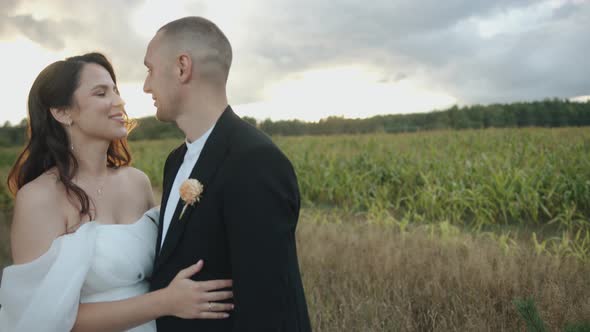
<box><xmin>2</xmin><ymin>127</ymin><xmax>590</xmax><ymax>258</ymax></box>
<box><xmin>1</xmin><ymin>127</ymin><xmax>589</xmax><ymax>330</ymax></box>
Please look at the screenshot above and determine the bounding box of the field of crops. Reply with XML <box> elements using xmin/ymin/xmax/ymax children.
<box><xmin>1</xmin><ymin>127</ymin><xmax>589</xmax><ymax>330</ymax></box>
<box><xmin>132</xmin><ymin>127</ymin><xmax>590</xmax><ymax>259</ymax></box>
<box><xmin>278</xmin><ymin>129</ymin><xmax>590</xmax><ymax>260</ymax></box>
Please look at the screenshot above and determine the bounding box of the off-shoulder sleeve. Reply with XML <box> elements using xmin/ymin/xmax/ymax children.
<box><xmin>143</xmin><ymin>207</ymin><xmax>160</xmax><ymax>226</ymax></box>
<box><xmin>0</xmin><ymin>222</ymin><xmax>98</xmax><ymax>332</ymax></box>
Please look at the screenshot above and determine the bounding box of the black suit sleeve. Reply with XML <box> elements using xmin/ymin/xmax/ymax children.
<box><xmin>223</xmin><ymin>145</ymin><xmax>300</xmax><ymax>331</ymax></box>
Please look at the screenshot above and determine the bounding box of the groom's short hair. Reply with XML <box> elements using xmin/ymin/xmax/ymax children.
<box><xmin>158</xmin><ymin>16</ymin><xmax>232</xmax><ymax>85</ymax></box>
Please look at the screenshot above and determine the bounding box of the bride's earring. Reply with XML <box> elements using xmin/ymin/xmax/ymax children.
<box><xmin>65</xmin><ymin>120</ymin><xmax>74</xmax><ymax>151</ymax></box>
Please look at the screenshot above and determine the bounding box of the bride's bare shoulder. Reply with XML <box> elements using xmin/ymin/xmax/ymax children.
<box><xmin>11</xmin><ymin>171</ymin><xmax>68</xmax><ymax>264</ymax></box>
<box><xmin>15</xmin><ymin>171</ymin><xmax>64</xmax><ymax>204</ymax></box>
<box><xmin>113</xmin><ymin>166</ymin><xmax>155</xmax><ymax>207</ymax></box>
<box><xmin>113</xmin><ymin>166</ymin><xmax>152</xmax><ymax>189</ymax></box>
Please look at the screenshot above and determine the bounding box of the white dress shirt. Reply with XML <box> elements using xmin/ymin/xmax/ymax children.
<box><xmin>161</xmin><ymin>125</ymin><xmax>215</xmax><ymax>247</ymax></box>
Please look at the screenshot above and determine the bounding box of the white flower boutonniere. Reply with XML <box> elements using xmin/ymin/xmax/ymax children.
<box><xmin>179</xmin><ymin>178</ymin><xmax>204</xmax><ymax>219</ymax></box>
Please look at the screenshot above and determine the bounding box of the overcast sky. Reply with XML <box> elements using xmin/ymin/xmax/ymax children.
<box><xmin>0</xmin><ymin>0</ymin><xmax>588</xmax><ymax>125</ymax></box>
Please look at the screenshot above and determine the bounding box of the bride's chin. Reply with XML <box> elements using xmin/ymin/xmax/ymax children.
<box><xmin>108</xmin><ymin>128</ymin><xmax>129</xmax><ymax>140</ymax></box>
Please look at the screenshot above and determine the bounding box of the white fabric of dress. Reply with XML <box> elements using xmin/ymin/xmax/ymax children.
<box><xmin>0</xmin><ymin>207</ymin><xmax>159</xmax><ymax>332</ymax></box>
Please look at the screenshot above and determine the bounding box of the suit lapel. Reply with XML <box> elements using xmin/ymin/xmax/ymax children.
<box><xmin>155</xmin><ymin>106</ymin><xmax>239</xmax><ymax>270</ymax></box>
<box><xmin>156</xmin><ymin>144</ymin><xmax>187</xmax><ymax>257</ymax></box>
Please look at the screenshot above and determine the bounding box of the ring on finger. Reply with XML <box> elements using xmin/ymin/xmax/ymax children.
<box><xmin>208</xmin><ymin>302</ymin><xmax>212</xmax><ymax>311</ymax></box>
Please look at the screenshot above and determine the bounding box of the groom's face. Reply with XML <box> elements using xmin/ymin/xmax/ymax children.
<box><xmin>143</xmin><ymin>34</ymin><xmax>179</xmax><ymax>122</ymax></box>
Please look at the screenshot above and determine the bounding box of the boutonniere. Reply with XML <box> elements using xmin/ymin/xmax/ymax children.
<box><xmin>179</xmin><ymin>178</ymin><xmax>204</xmax><ymax>219</ymax></box>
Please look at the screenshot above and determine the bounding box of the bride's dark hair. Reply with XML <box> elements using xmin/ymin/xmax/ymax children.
<box><xmin>7</xmin><ymin>52</ymin><xmax>135</xmax><ymax>221</ymax></box>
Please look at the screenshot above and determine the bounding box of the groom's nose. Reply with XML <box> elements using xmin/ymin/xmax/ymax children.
<box><xmin>143</xmin><ymin>78</ymin><xmax>151</xmax><ymax>93</ymax></box>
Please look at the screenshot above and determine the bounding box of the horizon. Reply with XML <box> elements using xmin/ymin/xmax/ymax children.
<box><xmin>2</xmin><ymin>96</ymin><xmax>589</xmax><ymax>127</ymax></box>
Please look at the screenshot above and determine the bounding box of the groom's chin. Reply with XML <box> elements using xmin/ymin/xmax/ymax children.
<box><xmin>155</xmin><ymin>111</ymin><xmax>174</xmax><ymax>123</ymax></box>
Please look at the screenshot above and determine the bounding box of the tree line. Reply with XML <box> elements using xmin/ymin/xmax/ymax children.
<box><xmin>1</xmin><ymin>98</ymin><xmax>588</xmax><ymax>146</ymax></box>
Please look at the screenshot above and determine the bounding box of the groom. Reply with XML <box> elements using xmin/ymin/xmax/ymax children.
<box><xmin>144</xmin><ymin>17</ymin><xmax>311</xmax><ymax>331</ymax></box>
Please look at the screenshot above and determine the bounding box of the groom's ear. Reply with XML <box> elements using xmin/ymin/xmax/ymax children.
<box><xmin>177</xmin><ymin>53</ymin><xmax>192</xmax><ymax>83</ymax></box>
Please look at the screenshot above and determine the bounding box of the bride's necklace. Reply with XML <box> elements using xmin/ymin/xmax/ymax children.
<box><xmin>94</xmin><ymin>173</ymin><xmax>108</xmax><ymax>198</ymax></box>
<box><xmin>77</xmin><ymin>172</ymin><xmax>108</xmax><ymax>199</ymax></box>
<box><xmin>96</xmin><ymin>179</ymin><xmax>106</xmax><ymax>197</ymax></box>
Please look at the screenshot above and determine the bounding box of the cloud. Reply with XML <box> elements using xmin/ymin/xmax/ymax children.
<box><xmin>0</xmin><ymin>0</ymin><xmax>18</xmax><ymax>37</ymax></box>
<box><xmin>0</xmin><ymin>0</ymin><xmax>588</xmax><ymax>109</ymax></box>
<box><xmin>225</xmin><ymin>0</ymin><xmax>588</xmax><ymax>105</ymax></box>
<box><xmin>0</xmin><ymin>0</ymin><xmax>18</xmax><ymax>13</ymax></box>
<box><xmin>428</xmin><ymin>1</ymin><xmax>590</xmax><ymax>103</ymax></box>
<box><xmin>3</xmin><ymin>15</ymin><xmax>79</xmax><ymax>50</ymax></box>
<box><xmin>0</xmin><ymin>0</ymin><xmax>148</xmax><ymax>82</ymax></box>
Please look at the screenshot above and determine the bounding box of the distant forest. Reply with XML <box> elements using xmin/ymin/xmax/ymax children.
<box><xmin>1</xmin><ymin>98</ymin><xmax>589</xmax><ymax>147</ymax></box>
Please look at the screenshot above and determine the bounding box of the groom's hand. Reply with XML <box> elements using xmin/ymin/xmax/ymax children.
<box><xmin>162</xmin><ymin>260</ymin><xmax>234</xmax><ymax>319</ymax></box>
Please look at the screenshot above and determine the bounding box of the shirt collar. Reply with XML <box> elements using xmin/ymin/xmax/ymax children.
<box><xmin>185</xmin><ymin>123</ymin><xmax>215</xmax><ymax>157</ymax></box>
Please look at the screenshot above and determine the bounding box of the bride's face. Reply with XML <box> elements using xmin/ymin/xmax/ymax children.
<box><xmin>69</xmin><ymin>63</ymin><xmax>128</xmax><ymax>140</ymax></box>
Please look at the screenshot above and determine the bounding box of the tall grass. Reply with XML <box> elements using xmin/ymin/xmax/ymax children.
<box><xmin>297</xmin><ymin>210</ymin><xmax>590</xmax><ymax>331</ymax></box>
<box><xmin>0</xmin><ymin>208</ymin><xmax>588</xmax><ymax>331</ymax></box>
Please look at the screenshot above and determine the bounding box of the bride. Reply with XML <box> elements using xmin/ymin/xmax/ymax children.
<box><xmin>0</xmin><ymin>53</ymin><xmax>234</xmax><ymax>331</ymax></box>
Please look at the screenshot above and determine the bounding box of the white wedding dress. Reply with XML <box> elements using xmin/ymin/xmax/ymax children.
<box><xmin>0</xmin><ymin>208</ymin><xmax>159</xmax><ymax>332</ymax></box>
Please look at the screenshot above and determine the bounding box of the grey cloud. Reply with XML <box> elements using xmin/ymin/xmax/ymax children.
<box><xmin>432</xmin><ymin>3</ymin><xmax>590</xmax><ymax>103</ymax></box>
<box><xmin>0</xmin><ymin>0</ymin><xmax>148</xmax><ymax>82</ymax></box>
<box><xmin>243</xmin><ymin>0</ymin><xmax>536</xmax><ymax>62</ymax></box>
<box><xmin>2</xmin><ymin>0</ymin><xmax>588</xmax><ymax>107</ymax></box>
<box><xmin>0</xmin><ymin>0</ymin><xmax>19</xmax><ymax>37</ymax></box>
<box><xmin>6</xmin><ymin>15</ymin><xmax>79</xmax><ymax>50</ymax></box>
<box><xmin>227</xmin><ymin>0</ymin><xmax>588</xmax><ymax>106</ymax></box>
<box><xmin>223</xmin><ymin>0</ymin><xmax>539</xmax><ymax>104</ymax></box>
<box><xmin>0</xmin><ymin>0</ymin><xmax>18</xmax><ymax>13</ymax></box>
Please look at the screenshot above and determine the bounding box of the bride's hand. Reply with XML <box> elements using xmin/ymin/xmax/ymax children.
<box><xmin>163</xmin><ymin>260</ymin><xmax>234</xmax><ymax>319</ymax></box>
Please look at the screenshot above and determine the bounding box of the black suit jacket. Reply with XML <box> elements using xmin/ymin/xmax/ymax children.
<box><xmin>150</xmin><ymin>106</ymin><xmax>311</xmax><ymax>332</ymax></box>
